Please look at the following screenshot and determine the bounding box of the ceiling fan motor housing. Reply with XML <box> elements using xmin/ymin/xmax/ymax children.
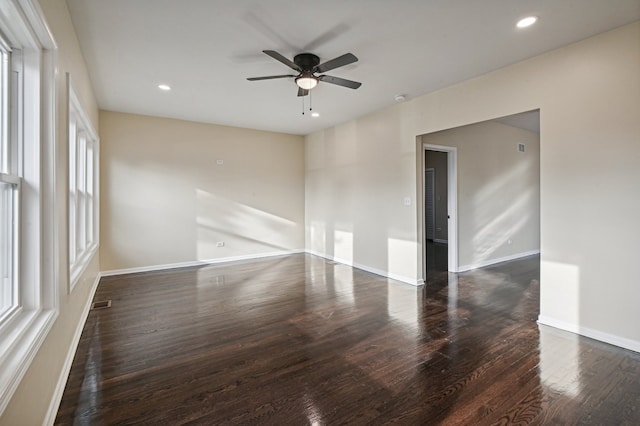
<box><xmin>294</xmin><ymin>53</ymin><xmax>320</xmax><ymax>71</ymax></box>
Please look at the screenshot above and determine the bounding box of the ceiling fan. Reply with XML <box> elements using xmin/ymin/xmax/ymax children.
<box><xmin>247</xmin><ymin>50</ymin><xmax>362</xmax><ymax>96</ymax></box>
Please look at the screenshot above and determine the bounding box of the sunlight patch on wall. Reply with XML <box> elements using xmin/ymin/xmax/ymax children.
<box><xmin>473</xmin><ymin>160</ymin><xmax>531</xmax><ymax>202</ymax></box>
<box><xmin>471</xmin><ymin>187</ymin><xmax>535</xmax><ymax>264</ymax></box>
<box><xmin>540</xmin><ymin>260</ymin><xmax>580</xmax><ymax>326</ymax></box>
<box><xmin>460</xmin><ymin>149</ymin><xmax>540</xmax><ymax>266</ymax></box>
<box><xmin>334</xmin><ymin>228</ymin><xmax>354</xmax><ymax>263</ymax></box>
<box><xmin>388</xmin><ymin>238</ymin><xmax>418</xmax><ymax>281</ymax></box>
<box><xmin>196</xmin><ymin>189</ymin><xmax>298</xmax><ymax>259</ymax></box>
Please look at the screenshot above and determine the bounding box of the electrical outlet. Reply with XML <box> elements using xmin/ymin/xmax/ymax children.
<box><xmin>507</xmin><ymin>239</ymin><xmax>512</xmax><ymax>245</ymax></box>
<box><xmin>216</xmin><ymin>241</ymin><xmax>225</xmax><ymax>247</ymax></box>
<box><xmin>216</xmin><ymin>159</ymin><xmax>224</xmax><ymax>165</ymax></box>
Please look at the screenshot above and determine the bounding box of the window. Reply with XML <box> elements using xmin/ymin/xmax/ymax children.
<box><xmin>68</xmin><ymin>82</ymin><xmax>99</xmax><ymax>289</ymax></box>
<box><xmin>0</xmin><ymin>37</ymin><xmax>18</xmax><ymax>321</ymax></box>
<box><xmin>0</xmin><ymin>0</ymin><xmax>57</xmax><ymax>414</ymax></box>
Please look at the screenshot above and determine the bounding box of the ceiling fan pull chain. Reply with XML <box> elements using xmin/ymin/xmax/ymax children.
<box><xmin>310</xmin><ymin>89</ymin><xmax>313</xmax><ymax>112</ymax></box>
<box><xmin>302</xmin><ymin>95</ymin><xmax>305</xmax><ymax>115</ymax></box>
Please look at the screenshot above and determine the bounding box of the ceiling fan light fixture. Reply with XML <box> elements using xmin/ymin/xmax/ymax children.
<box><xmin>296</xmin><ymin>75</ymin><xmax>318</xmax><ymax>90</ymax></box>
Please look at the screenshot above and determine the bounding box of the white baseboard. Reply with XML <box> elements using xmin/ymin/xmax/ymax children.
<box><xmin>538</xmin><ymin>316</ymin><xmax>640</xmax><ymax>354</ymax></box>
<box><xmin>306</xmin><ymin>250</ymin><xmax>422</xmax><ymax>286</ymax></box>
<box><xmin>100</xmin><ymin>250</ymin><xmax>305</xmax><ymax>277</ymax></box>
<box><xmin>457</xmin><ymin>249</ymin><xmax>540</xmax><ymax>273</ymax></box>
<box><xmin>43</xmin><ymin>273</ymin><xmax>101</xmax><ymax>426</ymax></box>
<box><xmin>101</xmin><ymin>249</ymin><xmax>421</xmax><ymax>286</ymax></box>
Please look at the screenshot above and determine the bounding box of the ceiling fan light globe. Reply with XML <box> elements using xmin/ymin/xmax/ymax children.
<box><xmin>296</xmin><ymin>76</ymin><xmax>318</xmax><ymax>90</ymax></box>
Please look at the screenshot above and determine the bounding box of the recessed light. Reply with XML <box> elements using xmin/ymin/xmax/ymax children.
<box><xmin>516</xmin><ymin>16</ymin><xmax>538</xmax><ymax>28</ymax></box>
<box><xmin>158</xmin><ymin>84</ymin><xmax>171</xmax><ymax>91</ymax></box>
<box><xmin>311</xmin><ymin>112</ymin><xmax>320</xmax><ymax>118</ymax></box>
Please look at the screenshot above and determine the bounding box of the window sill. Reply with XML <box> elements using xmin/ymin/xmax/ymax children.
<box><xmin>0</xmin><ymin>307</ymin><xmax>57</xmax><ymax>413</ymax></box>
<box><xmin>69</xmin><ymin>244</ymin><xmax>99</xmax><ymax>293</ymax></box>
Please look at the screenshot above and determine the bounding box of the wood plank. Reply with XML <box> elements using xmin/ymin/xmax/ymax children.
<box><xmin>54</xmin><ymin>254</ymin><xmax>640</xmax><ymax>425</ymax></box>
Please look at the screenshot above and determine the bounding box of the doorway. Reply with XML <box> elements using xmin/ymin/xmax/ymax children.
<box><xmin>419</xmin><ymin>110</ymin><xmax>540</xmax><ymax>285</ymax></box>
<box><xmin>424</xmin><ymin>156</ymin><xmax>447</xmax><ymax>283</ymax></box>
<box><xmin>422</xmin><ymin>144</ymin><xmax>458</xmax><ymax>282</ymax></box>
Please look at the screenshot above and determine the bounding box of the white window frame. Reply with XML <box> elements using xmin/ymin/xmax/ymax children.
<box><xmin>0</xmin><ymin>33</ymin><xmax>19</xmax><ymax>324</ymax></box>
<box><xmin>0</xmin><ymin>0</ymin><xmax>57</xmax><ymax>415</ymax></box>
<box><xmin>68</xmin><ymin>77</ymin><xmax>99</xmax><ymax>290</ymax></box>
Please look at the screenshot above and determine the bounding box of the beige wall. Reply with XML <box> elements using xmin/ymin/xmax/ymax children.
<box><xmin>0</xmin><ymin>0</ymin><xmax>101</xmax><ymax>424</ymax></box>
<box><xmin>423</xmin><ymin>121</ymin><xmax>541</xmax><ymax>269</ymax></box>
<box><xmin>305</xmin><ymin>106</ymin><xmax>420</xmax><ymax>283</ymax></box>
<box><xmin>306</xmin><ymin>22</ymin><xmax>640</xmax><ymax>347</ymax></box>
<box><xmin>99</xmin><ymin>111</ymin><xmax>305</xmax><ymax>271</ymax></box>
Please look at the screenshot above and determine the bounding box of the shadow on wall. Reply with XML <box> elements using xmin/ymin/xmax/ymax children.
<box><xmin>470</xmin><ymin>161</ymin><xmax>536</xmax><ymax>265</ymax></box>
<box><xmin>196</xmin><ymin>189</ymin><xmax>301</xmax><ymax>260</ymax></box>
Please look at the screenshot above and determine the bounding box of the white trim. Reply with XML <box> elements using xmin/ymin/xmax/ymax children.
<box><xmin>100</xmin><ymin>249</ymin><xmax>423</xmax><ymax>286</ymax></box>
<box><xmin>422</xmin><ymin>144</ymin><xmax>458</xmax><ymax>273</ymax></box>
<box><xmin>100</xmin><ymin>250</ymin><xmax>305</xmax><ymax>277</ymax></box>
<box><xmin>433</xmin><ymin>238</ymin><xmax>448</xmax><ymax>244</ymax></box>
<box><xmin>0</xmin><ymin>310</ymin><xmax>57</xmax><ymax>415</ymax></box>
<box><xmin>457</xmin><ymin>250</ymin><xmax>540</xmax><ymax>272</ymax></box>
<box><xmin>69</xmin><ymin>245</ymin><xmax>98</xmax><ymax>288</ymax></box>
<box><xmin>68</xmin><ymin>79</ymin><xmax>98</xmax><ymax>141</ymax></box>
<box><xmin>538</xmin><ymin>316</ymin><xmax>640</xmax><ymax>354</ymax></box>
<box><xmin>15</xmin><ymin>0</ymin><xmax>56</xmax><ymax>49</ymax></box>
<box><xmin>306</xmin><ymin>250</ymin><xmax>422</xmax><ymax>286</ymax></box>
<box><xmin>43</xmin><ymin>273</ymin><xmax>100</xmax><ymax>426</ymax></box>
<box><xmin>0</xmin><ymin>0</ymin><xmax>57</xmax><ymax>415</ymax></box>
<box><xmin>67</xmin><ymin>74</ymin><xmax>99</xmax><ymax>292</ymax></box>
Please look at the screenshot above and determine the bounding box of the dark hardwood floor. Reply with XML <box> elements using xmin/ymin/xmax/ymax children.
<box><xmin>55</xmin><ymin>254</ymin><xmax>640</xmax><ymax>425</ymax></box>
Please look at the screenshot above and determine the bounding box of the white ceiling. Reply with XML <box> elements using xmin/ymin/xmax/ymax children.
<box><xmin>65</xmin><ymin>0</ymin><xmax>640</xmax><ymax>136</ymax></box>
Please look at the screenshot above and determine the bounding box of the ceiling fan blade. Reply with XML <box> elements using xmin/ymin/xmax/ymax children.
<box><xmin>263</xmin><ymin>50</ymin><xmax>302</xmax><ymax>71</ymax></box>
<box><xmin>303</xmin><ymin>23</ymin><xmax>350</xmax><ymax>51</ymax></box>
<box><xmin>314</xmin><ymin>53</ymin><xmax>358</xmax><ymax>73</ymax></box>
<box><xmin>297</xmin><ymin>87</ymin><xmax>309</xmax><ymax>97</ymax></box>
<box><xmin>247</xmin><ymin>74</ymin><xmax>295</xmax><ymax>81</ymax></box>
<box><xmin>319</xmin><ymin>75</ymin><xmax>362</xmax><ymax>89</ymax></box>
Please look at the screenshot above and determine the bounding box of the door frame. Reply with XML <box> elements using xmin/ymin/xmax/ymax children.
<box><xmin>422</xmin><ymin>144</ymin><xmax>458</xmax><ymax>274</ymax></box>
